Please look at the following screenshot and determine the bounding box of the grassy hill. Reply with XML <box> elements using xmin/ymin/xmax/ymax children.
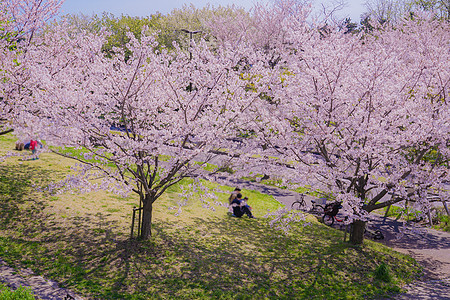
<box><xmin>0</xmin><ymin>134</ymin><xmax>421</xmax><ymax>299</ymax></box>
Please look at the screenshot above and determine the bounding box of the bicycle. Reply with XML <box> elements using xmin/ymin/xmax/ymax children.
<box><xmin>291</xmin><ymin>194</ymin><xmax>328</xmax><ymax>215</ymax></box>
<box><xmin>291</xmin><ymin>193</ymin><xmax>306</xmax><ymax>210</ymax></box>
<box><xmin>322</xmin><ymin>201</ymin><xmax>347</xmax><ymax>226</ymax></box>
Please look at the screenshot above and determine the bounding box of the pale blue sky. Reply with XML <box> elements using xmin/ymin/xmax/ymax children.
<box><xmin>61</xmin><ymin>0</ymin><xmax>366</xmax><ymax>22</ymax></box>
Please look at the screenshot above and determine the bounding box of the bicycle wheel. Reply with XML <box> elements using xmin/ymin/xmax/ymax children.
<box><xmin>322</xmin><ymin>214</ymin><xmax>334</xmax><ymax>226</ymax></box>
<box><xmin>291</xmin><ymin>200</ymin><xmax>304</xmax><ymax>211</ymax></box>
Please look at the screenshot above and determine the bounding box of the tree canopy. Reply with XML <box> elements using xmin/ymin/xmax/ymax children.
<box><xmin>2</xmin><ymin>0</ymin><xmax>449</xmax><ymax>243</ymax></box>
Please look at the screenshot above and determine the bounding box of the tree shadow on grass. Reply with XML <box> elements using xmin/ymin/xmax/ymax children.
<box><xmin>0</xmin><ymin>163</ymin><xmax>135</xmax><ymax>298</ymax></box>
<box><xmin>124</xmin><ymin>216</ymin><xmax>414</xmax><ymax>299</ymax></box>
<box><xmin>0</xmin><ymin>163</ymin><xmax>420</xmax><ymax>299</ymax></box>
<box><xmin>0</xmin><ymin>164</ymin><xmax>64</xmax><ymax>229</ymax></box>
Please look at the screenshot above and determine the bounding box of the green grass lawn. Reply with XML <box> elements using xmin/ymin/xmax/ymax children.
<box><xmin>0</xmin><ymin>283</ymin><xmax>35</xmax><ymax>300</ymax></box>
<box><xmin>0</xmin><ymin>134</ymin><xmax>421</xmax><ymax>299</ymax></box>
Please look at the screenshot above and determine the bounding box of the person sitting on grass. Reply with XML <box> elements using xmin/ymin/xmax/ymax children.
<box><xmin>241</xmin><ymin>197</ymin><xmax>252</xmax><ymax>211</ymax></box>
<box><xmin>231</xmin><ymin>193</ymin><xmax>254</xmax><ymax>218</ymax></box>
<box><xmin>228</xmin><ymin>187</ymin><xmax>241</xmax><ymax>204</ymax></box>
<box><xmin>15</xmin><ymin>140</ymin><xmax>25</xmax><ymax>151</ymax></box>
<box><xmin>228</xmin><ymin>187</ymin><xmax>241</xmax><ymax>213</ymax></box>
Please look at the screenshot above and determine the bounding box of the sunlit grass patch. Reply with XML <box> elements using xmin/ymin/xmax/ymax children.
<box><xmin>0</xmin><ymin>283</ymin><xmax>35</xmax><ymax>300</ymax></box>
<box><xmin>0</xmin><ymin>133</ymin><xmax>422</xmax><ymax>299</ymax></box>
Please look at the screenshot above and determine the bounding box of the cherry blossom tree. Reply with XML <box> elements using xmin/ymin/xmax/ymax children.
<box><xmin>246</xmin><ymin>16</ymin><xmax>449</xmax><ymax>244</ymax></box>
<box><xmin>0</xmin><ymin>0</ymin><xmax>62</xmax><ymax>135</ymax></box>
<box><xmin>205</xmin><ymin>0</ymin><xmax>314</xmax><ymax>66</ymax></box>
<box><xmin>6</xmin><ymin>0</ymin><xmax>448</xmax><ymax>245</ymax></box>
<box><xmin>23</xmin><ymin>23</ymin><xmax>274</xmax><ymax>239</ymax></box>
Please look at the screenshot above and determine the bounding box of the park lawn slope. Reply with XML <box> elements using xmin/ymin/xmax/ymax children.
<box><xmin>0</xmin><ymin>134</ymin><xmax>421</xmax><ymax>299</ymax></box>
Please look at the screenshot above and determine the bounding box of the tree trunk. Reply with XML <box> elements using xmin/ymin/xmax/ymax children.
<box><xmin>350</xmin><ymin>220</ymin><xmax>366</xmax><ymax>245</ymax></box>
<box><xmin>140</xmin><ymin>194</ymin><xmax>153</xmax><ymax>239</ymax></box>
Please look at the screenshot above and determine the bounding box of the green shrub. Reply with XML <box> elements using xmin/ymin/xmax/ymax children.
<box><xmin>374</xmin><ymin>263</ymin><xmax>392</xmax><ymax>283</ymax></box>
<box><xmin>0</xmin><ymin>284</ymin><xmax>35</xmax><ymax>300</ymax></box>
<box><xmin>432</xmin><ymin>211</ymin><xmax>449</xmax><ymax>232</ymax></box>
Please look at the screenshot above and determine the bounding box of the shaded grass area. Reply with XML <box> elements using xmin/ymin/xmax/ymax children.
<box><xmin>0</xmin><ymin>135</ymin><xmax>421</xmax><ymax>299</ymax></box>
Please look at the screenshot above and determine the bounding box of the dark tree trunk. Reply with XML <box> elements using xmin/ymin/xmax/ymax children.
<box><xmin>140</xmin><ymin>194</ymin><xmax>153</xmax><ymax>239</ymax></box>
<box><xmin>350</xmin><ymin>220</ymin><xmax>366</xmax><ymax>245</ymax></box>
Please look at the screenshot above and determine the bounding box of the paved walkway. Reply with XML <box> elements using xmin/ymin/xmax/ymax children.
<box><xmin>369</xmin><ymin>215</ymin><xmax>450</xmax><ymax>299</ymax></box>
<box><xmin>0</xmin><ymin>258</ymin><xmax>83</xmax><ymax>299</ymax></box>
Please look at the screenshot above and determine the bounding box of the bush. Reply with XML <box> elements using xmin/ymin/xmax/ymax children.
<box><xmin>374</xmin><ymin>263</ymin><xmax>393</xmax><ymax>283</ymax></box>
<box><xmin>432</xmin><ymin>208</ymin><xmax>450</xmax><ymax>232</ymax></box>
<box><xmin>0</xmin><ymin>284</ymin><xmax>35</xmax><ymax>300</ymax></box>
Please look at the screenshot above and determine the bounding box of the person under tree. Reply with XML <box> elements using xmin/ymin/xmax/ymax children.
<box><xmin>231</xmin><ymin>193</ymin><xmax>254</xmax><ymax>218</ymax></box>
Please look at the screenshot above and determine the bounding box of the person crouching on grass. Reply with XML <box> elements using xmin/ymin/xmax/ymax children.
<box><xmin>231</xmin><ymin>193</ymin><xmax>254</xmax><ymax>218</ymax></box>
<box><xmin>29</xmin><ymin>139</ymin><xmax>42</xmax><ymax>160</ymax></box>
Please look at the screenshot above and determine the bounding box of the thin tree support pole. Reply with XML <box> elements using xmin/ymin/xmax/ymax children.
<box><xmin>383</xmin><ymin>204</ymin><xmax>391</xmax><ymax>225</ymax></box>
<box><xmin>131</xmin><ymin>207</ymin><xmax>137</xmax><ymax>239</ymax></box>
<box><xmin>138</xmin><ymin>198</ymin><xmax>142</xmax><ymax>237</ymax></box>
